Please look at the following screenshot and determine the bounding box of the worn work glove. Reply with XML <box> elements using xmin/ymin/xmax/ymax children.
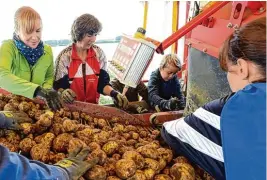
<box><xmin>167</xmin><ymin>97</ymin><xmax>180</xmax><ymax>111</ymax></box>
<box><xmin>35</xmin><ymin>87</ymin><xmax>63</xmax><ymax>111</ymax></box>
<box><xmin>55</xmin><ymin>147</ymin><xmax>98</xmax><ymax>180</ymax></box>
<box><xmin>136</xmin><ymin>106</ymin><xmax>148</xmax><ymax>114</ymax></box>
<box><xmin>59</xmin><ymin>88</ymin><xmax>77</xmax><ymax>104</ymax></box>
<box><xmin>0</xmin><ymin>111</ymin><xmax>32</xmax><ymax>130</ymax></box>
<box><xmin>127</xmin><ymin>104</ymin><xmax>148</xmax><ymax>114</ymax></box>
<box><xmin>110</xmin><ymin>90</ymin><xmax>129</xmax><ymax>109</ymax></box>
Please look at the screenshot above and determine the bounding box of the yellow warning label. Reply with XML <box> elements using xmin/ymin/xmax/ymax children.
<box><xmin>3</xmin><ymin>112</ymin><xmax>13</xmax><ymax>118</ymax></box>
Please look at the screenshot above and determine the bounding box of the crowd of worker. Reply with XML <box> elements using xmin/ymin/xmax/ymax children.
<box><xmin>0</xmin><ymin>6</ymin><xmax>265</xmax><ymax>180</ymax></box>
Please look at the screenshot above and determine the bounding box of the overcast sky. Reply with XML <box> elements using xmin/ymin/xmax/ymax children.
<box><xmin>0</xmin><ymin>0</ymin><xmax>146</xmax><ymax>41</ymax></box>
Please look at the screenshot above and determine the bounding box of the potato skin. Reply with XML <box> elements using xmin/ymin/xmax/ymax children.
<box><xmin>115</xmin><ymin>159</ymin><xmax>137</xmax><ymax>179</ymax></box>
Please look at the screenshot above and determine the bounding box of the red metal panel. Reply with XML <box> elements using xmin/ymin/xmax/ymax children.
<box><xmin>156</xmin><ymin>1</ymin><xmax>229</xmax><ymax>54</ymax></box>
<box><xmin>186</xmin><ymin>1</ymin><xmax>266</xmax><ymax>58</ymax></box>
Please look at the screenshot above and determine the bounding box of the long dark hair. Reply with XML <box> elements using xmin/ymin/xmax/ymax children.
<box><xmin>219</xmin><ymin>17</ymin><xmax>266</xmax><ymax>82</ymax></box>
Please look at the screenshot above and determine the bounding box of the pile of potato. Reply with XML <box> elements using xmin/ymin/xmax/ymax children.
<box><xmin>0</xmin><ymin>93</ymin><xmax>214</xmax><ymax>180</ymax></box>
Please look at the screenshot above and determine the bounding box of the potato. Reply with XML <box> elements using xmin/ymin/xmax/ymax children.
<box><xmin>84</xmin><ymin>165</ymin><xmax>107</xmax><ymax>180</ymax></box>
<box><xmin>143</xmin><ymin>168</ymin><xmax>156</xmax><ymax>180</ymax></box>
<box><xmin>122</xmin><ymin>133</ymin><xmax>131</xmax><ymax>140</ymax></box>
<box><xmin>158</xmin><ymin>158</ymin><xmax>167</xmax><ymax>172</ymax></box>
<box><xmin>113</xmin><ymin>124</ymin><xmax>124</xmax><ymax>133</ymax></box>
<box><xmin>52</xmin><ymin>133</ymin><xmax>73</xmax><ymax>153</ymax></box>
<box><xmin>154</xmin><ymin>174</ymin><xmax>172</xmax><ymax>180</ymax></box>
<box><xmin>19</xmin><ymin>138</ymin><xmax>36</xmax><ymax>153</ymax></box>
<box><xmin>88</xmin><ymin>149</ymin><xmax>107</xmax><ymax>165</ymax></box>
<box><xmin>4</xmin><ymin>103</ymin><xmax>17</xmax><ymax>111</ymax></box>
<box><xmin>170</xmin><ymin>162</ymin><xmax>195</xmax><ymax>180</ymax></box>
<box><xmin>0</xmin><ymin>100</ymin><xmax>6</xmax><ymax>110</ymax></box>
<box><xmin>20</xmin><ymin>123</ymin><xmax>34</xmax><ymax>135</ymax></box>
<box><xmin>76</xmin><ymin>128</ymin><xmax>95</xmax><ymax>144</ymax></box>
<box><xmin>50</xmin><ymin>123</ymin><xmax>64</xmax><ymax>136</ymax></box>
<box><xmin>124</xmin><ymin>125</ymin><xmax>137</xmax><ymax>132</ymax></box>
<box><xmin>103</xmin><ymin>158</ymin><xmax>117</xmax><ymax>176</ymax></box>
<box><xmin>139</xmin><ymin>130</ymin><xmax>148</xmax><ymax>138</ymax></box>
<box><xmin>102</xmin><ymin>141</ymin><xmax>119</xmax><ymax>155</ymax></box>
<box><xmin>131</xmin><ymin>132</ymin><xmax>139</xmax><ymax>140</ymax></box>
<box><xmin>173</xmin><ymin>156</ymin><xmax>190</xmax><ymax>164</ymax></box>
<box><xmin>97</xmin><ymin>118</ymin><xmax>108</xmax><ymax>128</ymax></box>
<box><xmin>92</xmin><ymin>131</ymin><xmax>109</xmax><ymax>146</ymax></box>
<box><xmin>162</xmin><ymin>167</ymin><xmax>171</xmax><ymax>175</ymax></box>
<box><xmin>118</xmin><ymin>146</ymin><xmax>135</xmax><ymax>155</ymax></box>
<box><xmin>37</xmin><ymin>113</ymin><xmax>52</xmax><ymax>127</ymax></box>
<box><xmin>115</xmin><ymin>159</ymin><xmax>137</xmax><ymax>179</ymax></box>
<box><xmin>67</xmin><ymin>138</ymin><xmax>87</xmax><ymax>154</ymax></box>
<box><xmin>5</xmin><ymin>130</ymin><xmax>20</xmax><ymax>145</ymax></box>
<box><xmin>203</xmin><ymin>172</ymin><xmax>215</xmax><ymax>180</ymax></box>
<box><xmin>112</xmin><ymin>154</ymin><xmax>121</xmax><ymax>161</ymax></box>
<box><xmin>49</xmin><ymin>152</ymin><xmax>66</xmax><ymax>164</ymax></box>
<box><xmin>72</xmin><ymin>111</ymin><xmax>80</xmax><ymax>120</ymax></box>
<box><xmin>127</xmin><ymin>170</ymin><xmax>147</xmax><ymax>180</ymax></box>
<box><xmin>63</xmin><ymin>119</ymin><xmax>79</xmax><ymax>132</ymax></box>
<box><xmin>157</xmin><ymin>148</ymin><xmax>173</xmax><ymax>163</ymax></box>
<box><xmin>88</xmin><ymin>142</ymin><xmax>101</xmax><ymax>152</ymax></box>
<box><xmin>137</xmin><ymin>146</ymin><xmax>159</xmax><ymax>160</ymax></box>
<box><xmin>144</xmin><ymin>158</ymin><xmax>160</xmax><ymax>171</ymax></box>
<box><xmin>18</xmin><ymin>101</ymin><xmax>30</xmax><ymax>112</ymax></box>
<box><xmin>35</xmin><ymin>132</ymin><xmax>55</xmax><ymax>147</ymax></box>
<box><xmin>0</xmin><ymin>140</ymin><xmax>19</xmax><ymax>152</ymax></box>
<box><xmin>106</xmin><ymin>176</ymin><xmax>121</xmax><ymax>180</ymax></box>
<box><xmin>126</xmin><ymin>139</ymin><xmax>137</xmax><ymax>146</ymax></box>
<box><xmin>122</xmin><ymin>151</ymin><xmax>145</xmax><ymax>169</ymax></box>
<box><xmin>30</xmin><ymin>144</ymin><xmax>50</xmax><ymax>163</ymax></box>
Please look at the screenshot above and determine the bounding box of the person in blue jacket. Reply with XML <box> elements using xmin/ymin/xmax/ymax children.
<box><xmin>0</xmin><ymin>111</ymin><xmax>98</xmax><ymax>180</ymax></box>
<box><xmin>148</xmin><ymin>53</ymin><xmax>185</xmax><ymax>112</ymax></box>
<box><xmin>161</xmin><ymin>17</ymin><xmax>266</xmax><ymax>180</ymax></box>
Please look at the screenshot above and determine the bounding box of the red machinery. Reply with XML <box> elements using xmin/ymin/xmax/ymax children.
<box><xmin>156</xmin><ymin>1</ymin><xmax>266</xmax><ymax>114</ymax></box>
<box><xmin>100</xmin><ymin>1</ymin><xmax>266</xmax><ymax>124</ymax></box>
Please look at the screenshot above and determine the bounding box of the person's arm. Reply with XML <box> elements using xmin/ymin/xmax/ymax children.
<box><xmin>42</xmin><ymin>46</ymin><xmax>54</xmax><ymax>89</ymax></box>
<box><xmin>0</xmin><ymin>145</ymin><xmax>68</xmax><ymax>180</ymax></box>
<box><xmin>161</xmin><ymin>97</ymin><xmax>229</xmax><ymax>179</ymax></box>
<box><xmin>148</xmin><ymin>71</ymin><xmax>169</xmax><ymax>110</ymax></box>
<box><xmin>53</xmin><ymin>48</ymin><xmax>71</xmax><ymax>90</ymax></box>
<box><xmin>136</xmin><ymin>81</ymin><xmax>149</xmax><ymax>102</ymax></box>
<box><xmin>174</xmin><ymin>76</ymin><xmax>185</xmax><ymax>108</ymax></box>
<box><xmin>110</xmin><ymin>78</ymin><xmax>123</xmax><ymax>94</ymax></box>
<box><xmin>0</xmin><ymin>41</ymin><xmax>39</xmax><ymax>99</ymax></box>
<box><xmin>97</xmin><ymin>69</ymin><xmax>112</xmax><ymax>95</ymax></box>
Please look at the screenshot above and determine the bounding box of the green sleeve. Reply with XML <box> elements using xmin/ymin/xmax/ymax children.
<box><xmin>0</xmin><ymin>41</ymin><xmax>39</xmax><ymax>99</ymax></box>
<box><xmin>42</xmin><ymin>46</ymin><xmax>54</xmax><ymax>89</ymax></box>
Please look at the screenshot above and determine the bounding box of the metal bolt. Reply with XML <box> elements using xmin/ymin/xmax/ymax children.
<box><xmin>227</xmin><ymin>23</ymin><xmax>233</xmax><ymax>28</ymax></box>
<box><xmin>188</xmin><ymin>43</ymin><xmax>192</xmax><ymax>47</ymax></box>
<box><xmin>234</xmin><ymin>24</ymin><xmax>239</xmax><ymax>29</ymax></box>
<box><xmin>203</xmin><ymin>48</ymin><xmax>207</xmax><ymax>53</ymax></box>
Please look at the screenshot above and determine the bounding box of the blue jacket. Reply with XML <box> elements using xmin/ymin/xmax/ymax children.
<box><xmin>148</xmin><ymin>68</ymin><xmax>185</xmax><ymax>110</ymax></box>
<box><xmin>221</xmin><ymin>83</ymin><xmax>266</xmax><ymax>180</ymax></box>
<box><xmin>0</xmin><ymin>145</ymin><xmax>68</xmax><ymax>180</ymax></box>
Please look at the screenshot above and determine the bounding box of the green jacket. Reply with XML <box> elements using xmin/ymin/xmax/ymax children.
<box><xmin>0</xmin><ymin>40</ymin><xmax>54</xmax><ymax>99</ymax></box>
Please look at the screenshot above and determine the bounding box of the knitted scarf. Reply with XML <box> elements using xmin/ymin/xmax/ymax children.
<box><xmin>13</xmin><ymin>34</ymin><xmax>44</xmax><ymax>66</ymax></box>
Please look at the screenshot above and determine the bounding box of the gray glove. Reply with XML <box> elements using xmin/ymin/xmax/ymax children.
<box><xmin>110</xmin><ymin>90</ymin><xmax>129</xmax><ymax>109</ymax></box>
<box><xmin>59</xmin><ymin>89</ymin><xmax>77</xmax><ymax>104</ymax></box>
<box><xmin>0</xmin><ymin>111</ymin><xmax>32</xmax><ymax>130</ymax></box>
<box><xmin>55</xmin><ymin>147</ymin><xmax>98</xmax><ymax>180</ymax></box>
<box><xmin>35</xmin><ymin>87</ymin><xmax>63</xmax><ymax>111</ymax></box>
<box><xmin>167</xmin><ymin>97</ymin><xmax>180</xmax><ymax>110</ymax></box>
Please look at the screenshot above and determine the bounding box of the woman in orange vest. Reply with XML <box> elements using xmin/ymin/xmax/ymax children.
<box><xmin>53</xmin><ymin>14</ymin><xmax>128</xmax><ymax>108</ymax></box>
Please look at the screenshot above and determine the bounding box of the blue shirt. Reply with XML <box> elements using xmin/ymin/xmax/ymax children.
<box><xmin>221</xmin><ymin>83</ymin><xmax>266</xmax><ymax>180</ymax></box>
<box><xmin>0</xmin><ymin>145</ymin><xmax>69</xmax><ymax>180</ymax></box>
